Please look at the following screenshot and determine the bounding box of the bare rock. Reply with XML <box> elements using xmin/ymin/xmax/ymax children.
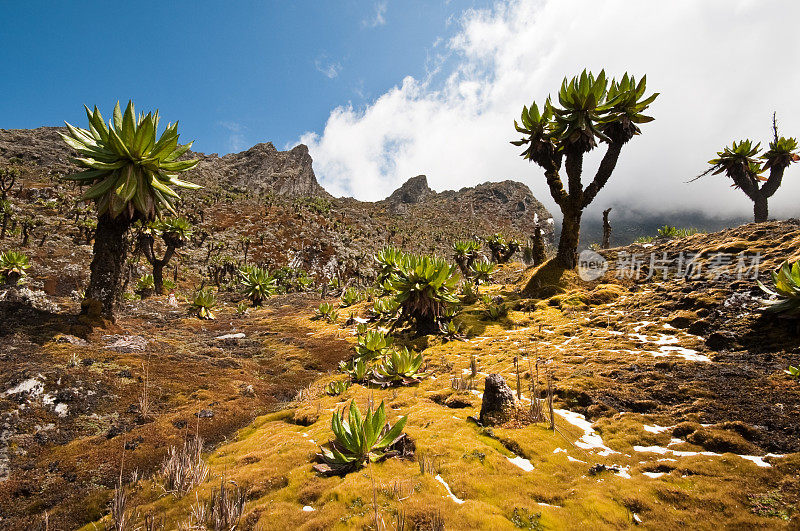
<box><xmin>102</xmin><ymin>335</ymin><xmax>148</xmax><ymax>353</ymax></box>
<box><xmin>55</xmin><ymin>335</ymin><xmax>88</xmax><ymax>346</ymax></box>
<box><xmin>479</xmin><ymin>374</ymin><xmax>517</xmax><ymax>426</ymax></box>
<box><xmin>387</xmin><ymin>175</ymin><xmax>433</xmax><ymax>204</ymax></box>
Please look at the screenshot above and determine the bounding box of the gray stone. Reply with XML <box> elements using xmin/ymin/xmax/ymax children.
<box><xmin>102</xmin><ymin>335</ymin><xmax>148</xmax><ymax>353</ymax></box>
<box><xmin>479</xmin><ymin>374</ymin><xmax>517</xmax><ymax>426</ymax></box>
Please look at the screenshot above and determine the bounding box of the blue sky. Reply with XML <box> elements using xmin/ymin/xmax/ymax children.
<box><xmin>1</xmin><ymin>0</ymin><xmax>488</xmax><ymax>154</ymax></box>
<box><xmin>3</xmin><ymin>0</ymin><xmax>800</xmax><ymax>217</ymax></box>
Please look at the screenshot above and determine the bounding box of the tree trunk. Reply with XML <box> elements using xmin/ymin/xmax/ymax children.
<box><xmin>153</xmin><ymin>262</ymin><xmax>165</xmax><ymax>295</ymax></box>
<box><xmin>85</xmin><ymin>214</ymin><xmax>131</xmax><ymax>319</ymax></box>
<box><xmin>556</xmin><ymin>206</ymin><xmax>582</xmax><ymax>269</ymax></box>
<box><xmin>753</xmin><ymin>193</ymin><xmax>769</xmax><ymax>223</ymax></box>
<box><xmin>602</xmin><ymin>208</ymin><xmax>612</xmax><ymax>249</ymax></box>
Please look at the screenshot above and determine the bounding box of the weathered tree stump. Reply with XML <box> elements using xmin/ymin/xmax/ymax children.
<box><xmin>479</xmin><ymin>374</ymin><xmax>517</xmax><ymax>426</ymax></box>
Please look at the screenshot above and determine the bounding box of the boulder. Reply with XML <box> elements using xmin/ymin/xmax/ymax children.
<box><xmin>479</xmin><ymin>374</ymin><xmax>517</xmax><ymax>426</ymax></box>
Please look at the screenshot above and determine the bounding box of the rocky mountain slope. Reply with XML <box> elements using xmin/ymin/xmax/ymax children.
<box><xmin>0</xmin><ymin>127</ymin><xmax>553</xmax><ymax>290</ymax></box>
<box><xmin>1</xmin><ymin>220</ymin><xmax>798</xmax><ymax>529</ymax></box>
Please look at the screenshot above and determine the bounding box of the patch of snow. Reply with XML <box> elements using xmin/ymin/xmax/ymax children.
<box><xmin>555</xmin><ymin>409</ymin><xmax>618</xmax><ymax>455</ymax></box>
<box><xmin>553</xmin><ymin>448</ymin><xmax>567</xmax><ymax>454</ymax></box>
<box><xmin>507</xmin><ymin>456</ymin><xmax>534</xmax><ymax>472</ymax></box>
<box><xmin>643</xmin><ymin>424</ymin><xmax>673</xmax><ymax>434</ymax></box>
<box><xmin>4</xmin><ymin>377</ymin><xmax>44</xmax><ymax>397</ymax></box>
<box><xmin>353</xmin><ymin>317</ymin><xmax>369</xmax><ymax>324</ymax></box>
<box><xmin>615</xmin><ymin>465</ymin><xmax>631</xmax><ymax>479</ymax></box>
<box><xmin>435</xmin><ymin>474</ymin><xmax>465</xmax><ymax>504</ymax></box>
<box><xmin>655</xmin><ymin>346</ymin><xmax>710</xmax><ymax>362</ymax></box>
<box><xmin>634</xmin><ymin>445</ymin><xmax>782</xmax><ymax>467</ymax></box>
<box><xmin>643</xmin><ymin>471</ymin><xmax>665</xmax><ymax>478</ymax></box>
<box><xmin>567</xmin><ymin>456</ymin><xmax>586</xmax><ymax>463</ymax></box>
<box><xmin>302</xmin><ymin>505</ymin><xmax>315</xmax><ymax>512</ymax></box>
<box><xmin>631</xmin><ymin>333</ymin><xmax>679</xmax><ymax>345</ymax></box>
<box><xmin>54</xmin><ymin>403</ymin><xmax>68</xmax><ymax>417</ymax></box>
<box><xmin>216</xmin><ymin>332</ymin><xmax>246</xmax><ymax>340</ymax></box>
<box><xmin>538</xmin><ymin>502</ymin><xmax>560</xmax><ymax>507</ymax></box>
<box><xmin>738</xmin><ymin>454</ymin><xmax>784</xmax><ymax>468</ymax></box>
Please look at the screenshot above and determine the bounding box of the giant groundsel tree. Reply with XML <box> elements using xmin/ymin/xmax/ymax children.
<box><xmin>695</xmin><ymin>115</ymin><xmax>798</xmax><ymax>223</ymax></box>
<box><xmin>61</xmin><ymin>101</ymin><xmax>200</xmax><ymax>318</ymax></box>
<box><xmin>512</xmin><ymin>70</ymin><xmax>658</xmax><ymax>268</ymax></box>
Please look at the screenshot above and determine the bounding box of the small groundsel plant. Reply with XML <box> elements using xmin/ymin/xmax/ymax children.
<box><xmin>191</xmin><ymin>288</ymin><xmax>216</xmax><ymax>320</ymax></box>
<box><xmin>785</xmin><ymin>366</ymin><xmax>800</xmax><ymax>379</ymax></box>
<box><xmin>482</xmin><ymin>295</ymin><xmax>509</xmax><ymax>321</ymax></box>
<box><xmin>240</xmin><ymin>266</ymin><xmax>277</xmax><ymax>306</ymax></box>
<box><xmin>460</xmin><ymin>280</ymin><xmax>479</xmax><ymax>304</ymax></box>
<box><xmin>373</xmin><ymin>347</ymin><xmax>426</xmax><ymax>386</ymax></box>
<box><xmin>340</xmin><ymin>286</ymin><xmax>362</xmax><ymax>307</ymax></box>
<box><xmin>315</xmin><ymin>302</ymin><xmax>339</xmax><ymax>323</ymax></box>
<box><xmin>656</xmin><ymin>225</ymin><xmax>699</xmax><ymax>239</ymax></box>
<box><xmin>375</xmin><ymin>246</ymin><xmax>406</xmax><ymax>285</ymax></box>
<box><xmin>339</xmin><ymin>357</ymin><xmax>370</xmax><ymax>383</ymax></box>
<box><xmin>372</xmin><ymin>297</ymin><xmax>400</xmax><ymax>321</ymax></box>
<box><xmin>440</xmin><ymin>317</ymin><xmax>466</xmax><ymax>341</ymax></box>
<box><xmin>135</xmin><ymin>273</ymin><xmax>155</xmax><ymax>297</ymax></box>
<box><xmin>758</xmin><ymin>260</ymin><xmax>800</xmax><ymax>317</ymax></box>
<box><xmin>317</xmin><ymin>400</ymin><xmax>407</xmax><ymax>474</ymax></box>
<box><xmin>0</xmin><ymin>250</ymin><xmax>30</xmax><ymax>285</ymax></box>
<box><xmin>486</xmin><ymin>233</ymin><xmax>521</xmax><ymax>264</ymax></box>
<box><xmin>355</xmin><ymin>329</ymin><xmax>394</xmax><ymax>361</ymax></box>
<box><xmin>385</xmin><ymin>254</ymin><xmax>460</xmax><ymax>334</ymax></box>
<box><xmin>452</xmin><ymin>239</ymin><xmax>481</xmax><ymax>277</ymax></box>
<box><xmin>324</xmin><ymin>380</ymin><xmax>351</xmax><ymax>396</ymax></box>
<box><xmin>469</xmin><ymin>259</ymin><xmax>496</xmax><ymax>285</ymax></box>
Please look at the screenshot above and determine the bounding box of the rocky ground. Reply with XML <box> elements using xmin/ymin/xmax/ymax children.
<box><xmin>0</xmin><ymin>219</ymin><xmax>798</xmax><ymax>529</ymax></box>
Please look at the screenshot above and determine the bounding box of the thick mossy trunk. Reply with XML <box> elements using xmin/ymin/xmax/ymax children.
<box><xmin>754</xmin><ymin>194</ymin><xmax>769</xmax><ymax>223</ymax></box>
<box><xmin>85</xmin><ymin>214</ymin><xmax>131</xmax><ymax>320</ymax></box>
<box><xmin>556</xmin><ymin>207</ymin><xmax>582</xmax><ymax>269</ymax></box>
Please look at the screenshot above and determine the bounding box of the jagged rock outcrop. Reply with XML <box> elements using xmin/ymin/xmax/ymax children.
<box><xmin>189</xmin><ymin>142</ymin><xmax>328</xmax><ymax>198</ymax></box>
<box><xmin>0</xmin><ymin>127</ymin><xmax>328</xmax><ymax>198</ymax></box>
<box><xmin>382</xmin><ymin>175</ymin><xmax>554</xmax><ymax>240</ymax></box>
<box><xmin>387</xmin><ymin>175</ymin><xmax>434</xmax><ymax>204</ymax></box>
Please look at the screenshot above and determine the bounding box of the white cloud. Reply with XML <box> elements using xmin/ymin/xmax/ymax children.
<box><xmin>362</xmin><ymin>1</ymin><xmax>388</xmax><ymax>28</ymax></box>
<box><xmin>315</xmin><ymin>57</ymin><xmax>342</xmax><ymax>79</ymax></box>
<box><xmin>219</xmin><ymin>121</ymin><xmax>247</xmax><ymax>153</ymax></box>
<box><xmin>299</xmin><ymin>0</ymin><xmax>800</xmax><ymax>219</ymax></box>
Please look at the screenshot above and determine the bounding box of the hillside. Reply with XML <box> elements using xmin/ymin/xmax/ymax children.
<box><xmin>1</xmin><ymin>213</ymin><xmax>799</xmax><ymax>528</ymax></box>
<box><xmin>0</xmin><ymin>127</ymin><xmax>553</xmax><ymax>290</ymax></box>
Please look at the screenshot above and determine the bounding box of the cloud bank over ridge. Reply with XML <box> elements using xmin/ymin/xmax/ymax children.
<box><xmin>299</xmin><ymin>0</ymin><xmax>800</xmax><ymax>218</ymax></box>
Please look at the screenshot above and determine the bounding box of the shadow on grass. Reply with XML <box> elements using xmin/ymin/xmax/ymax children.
<box><xmin>522</xmin><ymin>259</ymin><xmax>570</xmax><ymax>298</ymax></box>
<box><xmin>738</xmin><ymin>312</ymin><xmax>800</xmax><ymax>353</ymax></box>
<box><xmin>0</xmin><ymin>301</ymin><xmax>76</xmax><ymax>345</ymax></box>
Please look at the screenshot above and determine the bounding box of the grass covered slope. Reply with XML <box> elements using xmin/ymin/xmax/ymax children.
<box><xmin>78</xmin><ymin>220</ymin><xmax>800</xmax><ymax>529</ymax></box>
